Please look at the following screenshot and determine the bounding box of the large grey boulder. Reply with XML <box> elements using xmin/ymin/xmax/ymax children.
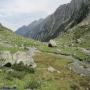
<box><xmin>48</xmin><ymin>39</ymin><xmax>57</xmax><ymax>47</ymax></box>
<box><xmin>0</xmin><ymin>48</ymin><xmax>37</xmax><ymax>69</ymax></box>
<box><xmin>13</xmin><ymin>51</ymin><xmax>37</xmax><ymax>68</ymax></box>
<box><xmin>0</xmin><ymin>51</ymin><xmax>14</xmax><ymax>67</ymax></box>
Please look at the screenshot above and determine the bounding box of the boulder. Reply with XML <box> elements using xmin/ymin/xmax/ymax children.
<box><xmin>48</xmin><ymin>40</ymin><xmax>57</xmax><ymax>47</ymax></box>
<box><xmin>13</xmin><ymin>51</ymin><xmax>37</xmax><ymax>68</ymax></box>
<box><xmin>0</xmin><ymin>50</ymin><xmax>37</xmax><ymax>69</ymax></box>
<box><xmin>48</xmin><ymin>66</ymin><xmax>56</xmax><ymax>72</ymax></box>
<box><xmin>0</xmin><ymin>51</ymin><xmax>14</xmax><ymax>67</ymax></box>
<box><xmin>48</xmin><ymin>66</ymin><xmax>61</xmax><ymax>73</ymax></box>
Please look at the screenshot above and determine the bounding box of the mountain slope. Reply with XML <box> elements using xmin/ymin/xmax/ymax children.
<box><xmin>0</xmin><ymin>24</ymin><xmax>40</xmax><ymax>53</ymax></box>
<box><xmin>16</xmin><ymin>19</ymin><xmax>43</xmax><ymax>38</ymax></box>
<box><xmin>16</xmin><ymin>0</ymin><xmax>90</xmax><ymax>41</ymax></box>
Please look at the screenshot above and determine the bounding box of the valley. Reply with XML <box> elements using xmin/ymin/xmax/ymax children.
<box><xmin>0</xmin><ymin>0</ymin><xmax>90</xmax><ymax>90</ymax></box>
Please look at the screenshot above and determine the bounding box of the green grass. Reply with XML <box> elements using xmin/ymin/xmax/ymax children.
<box><xmin>54</xmin><ymin>25</ymin><xmax>90</xmax><ymax>61</ymax></box>
<box><xmin>0</xmin><ymin>23</ymin><xmax>90</xmax><ymax>90</ymax></box>
<box><xmin>0</xmin><ymin>25</ymin><xmax>41</xmax><ymax>53</ymax></box>
<box><xmin>0</xmin><ymin>52</ymin><xmax>90</xmax><ymax>90</ymax></box>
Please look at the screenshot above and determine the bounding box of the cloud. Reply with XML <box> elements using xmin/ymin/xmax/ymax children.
<box><xmin>0</xmin><ymin>0</ymin><xmax>71</xmax><ymax>31</ymax></box>
<box><xmin>0</xmin><ymin>0</ymin><xmax>51</xmax><ymax>14</ymax></box>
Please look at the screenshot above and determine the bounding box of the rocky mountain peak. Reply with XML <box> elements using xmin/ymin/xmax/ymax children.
<box><xmin>16</xmin><ymin>0</ymin><xmax>90</xmax><ymax>42</ymax></box>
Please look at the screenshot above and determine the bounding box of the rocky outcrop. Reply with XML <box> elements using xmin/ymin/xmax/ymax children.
<box><xmin>48</xmin><ymin>40</ymin><xmax>57</xmax><ymax>47</ymax></box>
<box><xmin>0</xmin><ymin>48</ymin><xmax>37</xmax><ymax>69</ymax></box>
<box><xmin>0</xmin><ymin>51</ymin><xmax>14</xmax><ymax>67</ymax></box>
<box><xmin>13</xmin><ymin>51</ymin><xmax>37</xmax><ymax>68</ymax></box>
<box><xmin>16</xmin><ymin>0</ymin><xmax>90</xmax><ymax>42</ymax></box>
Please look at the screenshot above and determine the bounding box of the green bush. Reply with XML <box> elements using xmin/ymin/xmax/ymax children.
<box><xmin>24</xmin><ymin>79</ymin><xmax>41</xmax><ymax>89</ymax></box>
<box><xmin>70</xmin><ymin>83</ymin><xmax>80</xmax><ymax>90</ymax></box>
<box><xmin>12</xmin><ymin>62</ymin><xmax>35</xmax><ymax>73</ymax></box>
<box><xmin>8</xmin><ymin>70</ymin><xmax>26</xmax><ymax>80</ymax></box>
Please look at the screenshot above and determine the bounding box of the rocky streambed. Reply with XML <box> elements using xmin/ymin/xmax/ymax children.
<box><xmin>68</xmin><ymin>56</ymin><xmax>90</xmax><ymax>77</ymax></box>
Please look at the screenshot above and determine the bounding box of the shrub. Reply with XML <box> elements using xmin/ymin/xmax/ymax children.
<box><xmin>70</xmin><ymin>83</ymin><xmax>80</xmax><ymax>90</ymax></box>
<box><xmin>12</xmin><ymin>62</ymin><xmax>35</xmax><ymax>73</ymax></box>
<box><xmin>24</xmin><ymin>79</ymin><xmax>41</xmax><ymax>89</ymax></box>
<box><xmin>7</xmin><ymin>70</ymin><xmax>26</xmax><ymax>80</ymax></box>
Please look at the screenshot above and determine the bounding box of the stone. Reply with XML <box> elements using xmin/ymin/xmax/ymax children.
<box><xmin>48</xmin><ymin>66</ymin><xmax>56</xmax><ymax>72</ymax></box>
<box><xmin>0</xmin><ymin>47</ymin><xmax>37</xmax><ymax>69</ymax></box>
<box><xmin>80</xmin><ymin>73</ymin><xmax>85</xmax><ymax>77</ymax></box>
<box><xmin>48</xmin><ymin>40</ymin><xmax>57</xmax><ymax>47</ymax></box>
<box><xmin>77</xmin><ymin>39</ymin><xmax>82</xmax><ymax>43</ymax></box>
<box><xmin>57</xmin><ymin>71</ymin><xmax>61</xmax><ymax>74</ymax></box>
<box><xmin>13</xmin><ymin>50</ymin><xmax>37</xmax><ymax>68</ymax></box>
<box><xmin>0</xmin><ymin>51</ymin><xmax>14</xmax><ymax>67</ymax></box>
<box><xmin>48</xmin><ymin>66</ymin><xmax>60</xmax><ymax>73</ymax></box>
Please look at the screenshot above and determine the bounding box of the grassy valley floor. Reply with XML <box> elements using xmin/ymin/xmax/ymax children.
<box><xmin>0</xmin><ymin>25</ymin><xmax>90</xmax><ymax>90</ymax></box>
<box><xmin>0</xmin><ymin>52</ymin><xmax>90</xmax><ymax>90</ymax></box>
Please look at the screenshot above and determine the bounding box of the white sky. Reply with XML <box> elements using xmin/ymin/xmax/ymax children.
<box><xmin>0</xmin><ymin>0</ymin><xmax>71</xmax><ymax>31</ymax></box>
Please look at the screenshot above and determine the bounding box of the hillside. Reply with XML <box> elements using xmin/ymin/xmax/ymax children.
<box><xmin>0</xmin><ymin>24</ymin><xmax>90</xmax><ymax>90</ymax></box>
<box><xmin>0</xmin><ymin>24</ymin><xmax>40</xmax><ymax>53</ymax></box>
<box><xmin>16</xmin><ymin>19</ymin><xmax>43</xmax><ymax>37</ymax></box>
<box><xmin>1</xmin><ymin>24</ymin><xmax>90</xmax><ymax>90</ymax></box>
<box><xmin>16</xmin><ymin>0</ymin><xmax>90</xmax><ymax>41</ymax></box>
<box><xmin>0</xmin><ymin>0</ymin><xmax>90</xmax><ymax>89</ymax></box>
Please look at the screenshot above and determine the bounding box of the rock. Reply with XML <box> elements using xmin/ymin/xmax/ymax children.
<box><xmin>77</xmin><ymin>39</ymin><xmax>82</xmax><ymax>43</ymax></box>
<box><xmin>48</xmin><ymin>40</ymin><xmax>57</xmax><ymax>47</ymax></box>
<box><xmin>0</xmin><ymin>47</ymin><xmax>37</xmax><ymax>69</ymax></box>
<box><xmin>0</xmin><ymin>51</ymin><xmax>14</xmax><ymax>67</ymax></box>
<box><xmin>57</xmin><ymin>49</ymin><xmax>61</xmax><ymax>52</ymax></box>
<box><xmin>13</xmin><ymin>50</ymin><xmax>37</xmax><ymax>68</ymax></box>
<box><xmin>80</xmin><ymin>48</ymin><xmax>90</xmax><ymax>55</ymax></box>
<box><xmin>57</xmin><ymin>71</ymin><xmax>60</xmax><ymax>73</ymax></box>
<box><xmin>48</xmin><ymin>66</ymin><xmax>60</xmax><ymax>73</ymax></box>
<box><xmin>69</xmin><ymin>67</ymin><xmax>72</xmax><ymax>71</ymax></box>
<box><xmin>80</xmin><ymin>73</ymin><xmax>85</xmax><ymax>77</ymax></box>
<box><xmin>30</xmin><ymin>63</ymin><xmax>37</xmax><ymax>68</ymax></box>
<box><xmin>48</xmin><ymin>66</ymin><xmax>56</xmax><ymax>72</ymax></box>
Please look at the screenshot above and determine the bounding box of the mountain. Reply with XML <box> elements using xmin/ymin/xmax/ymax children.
<box><xmin>0</xmin><ymin>0</ymin><xmax>90</xmax><ymax>89</ymax></box>
<box><xmin>16</xmin><ymin>19</ymin><xmax>43</xmax><ymax>37</ymax></box>
<box><xmin>16</xmin><ymin>0</ymin><xmax>90</xmax><ymax>42</ymax></box>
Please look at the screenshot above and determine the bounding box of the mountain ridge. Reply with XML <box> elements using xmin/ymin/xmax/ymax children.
<box><xmin>16</xmin><ymin>0</ymin><xmax>90</xmax><ymax>42</ymax></box>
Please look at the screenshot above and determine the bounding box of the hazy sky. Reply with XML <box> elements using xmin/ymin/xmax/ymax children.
<box><xmin>0</xmin><ymin>0</ymin><xmax>71</xmax><ymax>31</ymax></box>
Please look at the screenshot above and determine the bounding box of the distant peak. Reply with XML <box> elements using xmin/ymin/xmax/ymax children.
<box><xmin>0</xmin><ymin>23</ymin><xmax>2</xmax><ymax>26</ymax></box>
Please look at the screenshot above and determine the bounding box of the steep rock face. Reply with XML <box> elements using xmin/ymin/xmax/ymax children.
<box><xmin>16</xmin><ymin>19</ymin><xmax>43</xmax><ymax>37</ymax></box>
<box><xmin>16</xmin><ymin>0</ymin><xmax>90</xmax><ymax>42</ymax></box>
